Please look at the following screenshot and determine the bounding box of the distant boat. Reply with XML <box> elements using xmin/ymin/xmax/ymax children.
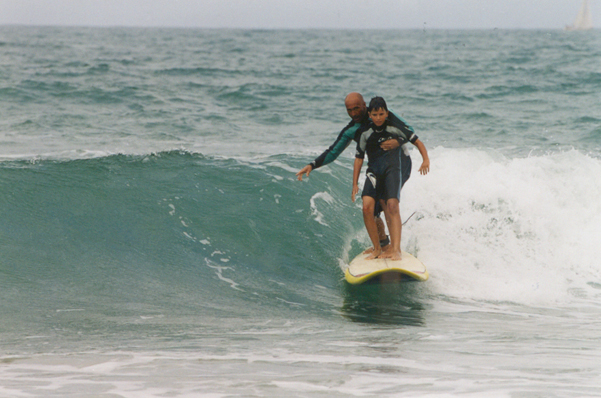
<box><xmin>565</xmin><ymin>0</ymin><xmax>593</xmax><ymax>30</ymax></box>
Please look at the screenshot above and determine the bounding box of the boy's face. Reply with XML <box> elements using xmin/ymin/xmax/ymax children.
<box><xmin>369</xmin><ymin>108</ymin><xmax>388</xmax><ymax>127</ymax></box>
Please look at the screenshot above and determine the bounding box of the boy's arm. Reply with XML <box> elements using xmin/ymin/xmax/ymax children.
<box><xmin>352</xmin><ymin>157</ymin><xmax>364</xmax><ymax>202</ymax></box>
<box><xmin>414</xmin><ymin>139</ymin><xmax>430</xmax><ymax>175</ymax></box>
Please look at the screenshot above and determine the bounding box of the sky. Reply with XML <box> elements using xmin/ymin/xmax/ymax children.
<box><xmin>0</xmin><ymin>0</ymin><xmax>599</xmax><ymax>30</ymax></box>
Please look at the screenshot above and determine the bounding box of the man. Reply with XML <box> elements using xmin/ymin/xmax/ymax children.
<box><xmin>296</xmin><ymin>92</ymin><xmax>412</xmax><ymax>248</ymax></box>
<box><xmin>296</xmin><ymin>93</ymin><xmax>402</xmax><ymax>180</ymax></box>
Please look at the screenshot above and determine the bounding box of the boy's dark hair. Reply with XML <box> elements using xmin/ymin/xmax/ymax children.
<box><xmin>368</xmin><ymin>96</ymin><xmax>388</xmax><ymax>112</ymax></box>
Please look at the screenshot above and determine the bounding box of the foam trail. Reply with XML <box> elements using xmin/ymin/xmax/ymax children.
<box><xmin>310</xmin><ymin>192</ymin><xmax>336</xmax><ymax>226</ymax></box>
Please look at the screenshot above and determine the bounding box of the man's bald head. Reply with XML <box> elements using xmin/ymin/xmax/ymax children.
<box><xmin>345</xmin><ymin>93</ymin><xmax>367</xmax><ymax>123</ymax></box>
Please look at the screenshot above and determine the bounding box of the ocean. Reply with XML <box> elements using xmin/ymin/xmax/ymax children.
<box><xmin>1</xmin><ymin>26</ymin><xmax>600</xmax><ymax>397</ymax></box>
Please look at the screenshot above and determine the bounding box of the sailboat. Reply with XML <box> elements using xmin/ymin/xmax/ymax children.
<box><xmin>565</xmin><ymin>0</ymin><xmax>593</xmax><ymax>30</ymax></box>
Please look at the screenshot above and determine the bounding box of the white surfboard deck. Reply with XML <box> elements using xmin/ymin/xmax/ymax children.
<box><xmin>345</xmin><ymin>250</ymin><xmax>429</xmax><ymax>284</ymax></box>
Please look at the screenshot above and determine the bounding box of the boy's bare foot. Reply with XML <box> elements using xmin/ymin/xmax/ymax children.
<box><xmin>364</xmin><ymin>244</ymin><xmax>389</xmax><ymax>254</ymax></box>
<box><xmin>380</xmin><ymin>250</ymin><xmax>402</xmax><ymax>261</ymax></box>
<box><xmin>388</xmin><ymin>252</ymin><xmax>402</xmax><ymax>261</ymax></box>
<box><xmin>379</xmin><ymin>248</ymin><xmax>393</xmax><ymax>258</ymax></box>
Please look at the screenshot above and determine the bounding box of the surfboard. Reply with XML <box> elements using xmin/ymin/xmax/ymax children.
<box><xmin>344</xmin><ymin>250</ymin><xmax>429</xmax><ymax>284</ymax></box>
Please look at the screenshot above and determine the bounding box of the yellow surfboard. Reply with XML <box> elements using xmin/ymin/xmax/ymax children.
<box><xmin>345</xmin><ymin>250</ymin><xmax>429</xmax><ymax>284</ymax></box>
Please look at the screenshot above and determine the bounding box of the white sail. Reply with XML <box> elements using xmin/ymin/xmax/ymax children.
<box><xmin>566</xmin><ymin>0</ymin><xmax>593</xmax><ymax>30</ymax></box>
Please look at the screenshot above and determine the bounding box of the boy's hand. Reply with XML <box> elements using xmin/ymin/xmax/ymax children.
<box><xmin>419</xmin><ymin>160</ymin><xmax>430</xmax><ymax>175</ymax></box>
<box><xmin>352</xmin><ymin>184</ymin><xmax>359</xmax><ymax>202</ymax></box>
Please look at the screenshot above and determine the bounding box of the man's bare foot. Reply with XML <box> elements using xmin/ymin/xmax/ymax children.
<box><xmin>364</xmin><ymin>244</ymin><xmax>390</xmax><ymax>254</ymax></box>
<box><xmin>366</xmin><ymin>248</ymin><xmax>382</xmax><ymax>260</ymax></box>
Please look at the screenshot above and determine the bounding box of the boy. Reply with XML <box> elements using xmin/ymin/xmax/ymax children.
<box><xmin>352</xmin><ymin>97</ymin><xmax>429</xmax><ymax>260</ymax></box>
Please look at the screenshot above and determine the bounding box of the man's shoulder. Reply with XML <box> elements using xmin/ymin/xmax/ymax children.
<box><xmin>388</xmin><ymin>110</ymin><xmax>414</xmax><ymax>132</ymax></box>
<box><xmin>387</xmin><ymin>111</ymin><xmax>407</xmax><ymax>126</ymax></box>
<box><xmin>355</xmin><ymin>121</ymin><xmax>373</xmax><ymax>132</ymax></box>
<box><xmin>340</xmin><ymin>119</ymin><xmax>360</xmax><ymax>132</ymax></box>
<box><xmin>327</xmin><ymin>121</ymin><xmax>360</xmax><ymax>145</ymax></box>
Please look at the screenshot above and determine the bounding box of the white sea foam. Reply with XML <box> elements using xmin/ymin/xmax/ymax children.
<box><xmin>310</xmin><ymin>191</ymin><xmax>336</xmax><ymax>226</ymax></box>
<box><xmin>403</xmin><ymin>147</ymin><xmax>601</xmax><ymax>304</ymax></box>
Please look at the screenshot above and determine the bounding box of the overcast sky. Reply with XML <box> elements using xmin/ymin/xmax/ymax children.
<box><xmin>1</xmin><ymin>0</ymin><xmax>599</xmax><ymax>30</ymax></box>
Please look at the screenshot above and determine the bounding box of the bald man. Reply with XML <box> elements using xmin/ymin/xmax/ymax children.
<box><xmin>296</xmin><ymin>93</ymin><xmax>413</xmax><ymax>249</ymax></box>
<box><xmin>296</xmin><ymin>93</ymin><xmax>401</xmax><ymax>180</ymax></box>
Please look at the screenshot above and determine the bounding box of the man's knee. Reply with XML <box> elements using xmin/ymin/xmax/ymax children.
<box><xmin>386</xmin><ymin>199</ymin><xmax>400</xmax><ymax>215</ymax></box>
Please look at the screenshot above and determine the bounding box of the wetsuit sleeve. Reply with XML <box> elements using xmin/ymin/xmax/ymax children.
<box><xmin>388</xmin><ymin>110</ymin><xmax>419</xmax><ymax>144</ymax></box>
<box><xmin>355</xmin><ymin>130</ymin><xmax>367</xmax><ymax>159</ymax></box>
<box><xmin>309</xmin><ymin>122</ymin><xmax>359</xmax><ymax>169</ymax></box>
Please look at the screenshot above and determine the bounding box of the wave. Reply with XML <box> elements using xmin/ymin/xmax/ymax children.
<box><xmin>1</xmin><ymin>148</ymin><xmax>600</xmax><ymax>328</ymax></box>
<box><xmin>0</xmin><ymin>152</ymin><xmax>359</xmax><ymax>334</ymax></box>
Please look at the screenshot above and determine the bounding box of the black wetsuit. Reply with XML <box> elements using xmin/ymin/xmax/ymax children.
<box><xmin>355</xmin><ymin>118</ymin><xmax>418</xmax><ymax>201</ymax></box>
<box><xmin>308</xmin><ymin>111</ymin><xmax>416</xmax><ymax>249</ymax></box>
<box><xmin>309</xmin><ymin>110</ymin><xmax>413</xmax><ymax>185</ymax></box>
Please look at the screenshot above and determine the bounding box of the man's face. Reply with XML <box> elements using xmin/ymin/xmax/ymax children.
<box><xmin>369</xmin><ymin>108</ymin><xmax>388</xmax><ymax>127</ymax></box>
<box><xmin>345</xmin><ymin>99</ymin><xmax>366</xmax><ymax>123</ymax></box>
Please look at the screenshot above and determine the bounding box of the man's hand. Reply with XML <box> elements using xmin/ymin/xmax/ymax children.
<box><xmin>380</xmin><ymin>139</ymin><xmax>399</xmax><ymax>151</ymax></box>
<box><xmin>296</xmin><ymin>165</ymin><xmax>313</xmax><ymax>181</ymax></box>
